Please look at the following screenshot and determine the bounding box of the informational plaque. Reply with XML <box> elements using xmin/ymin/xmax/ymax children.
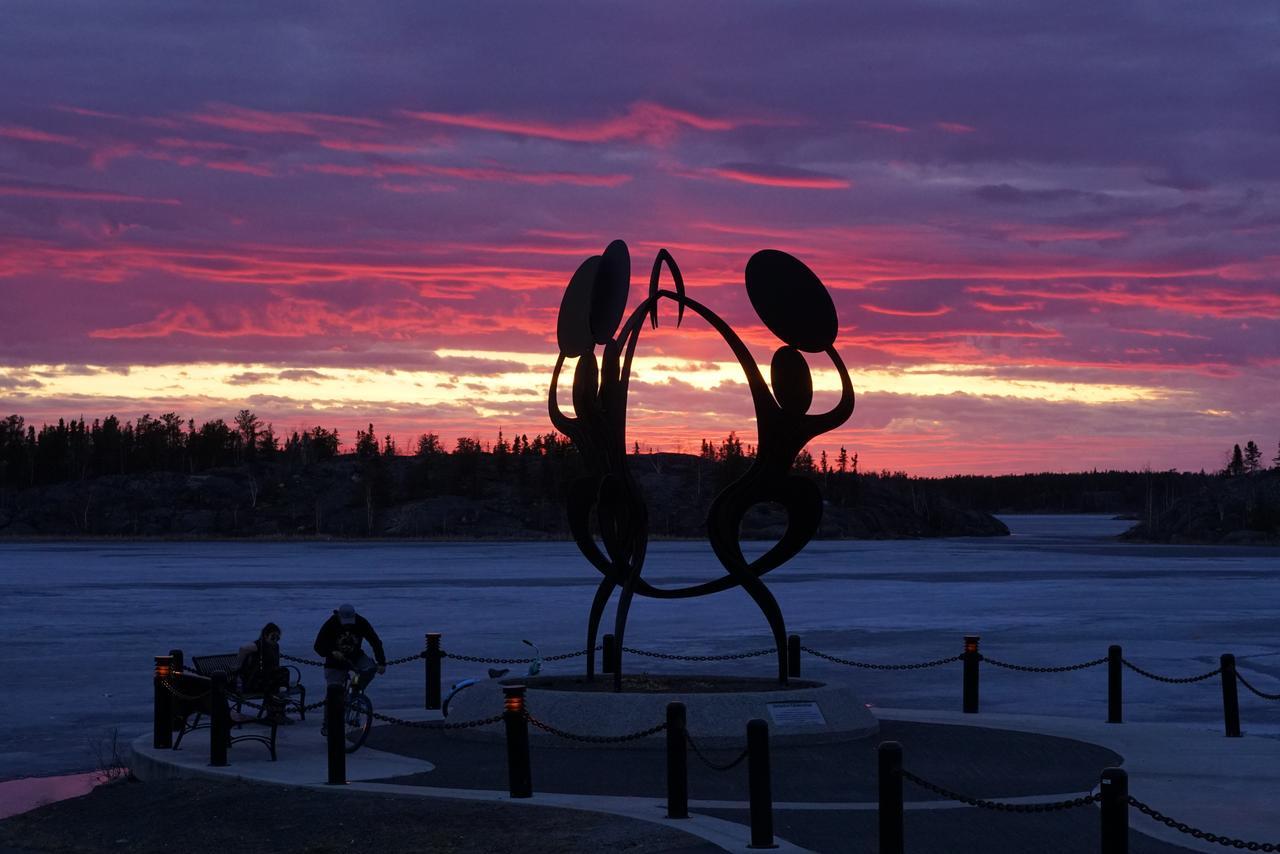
<box><xmin>766</xmin><ymin>701</ymin><xmax>827</xmax><ymax>727</ymax></box>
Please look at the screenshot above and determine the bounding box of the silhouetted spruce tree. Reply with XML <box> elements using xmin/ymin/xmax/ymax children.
<box><xmin>1243</xmin><ymin>440</ymin><xmax>1262</xmax><ymax>474</ymax></box>
<box><xmin>1227</xmin><ymin>444</ymin><xmax>1245</xmax><ymax>477</ymax></box>
<box><xmin>234</xmin><ymin>409</ymin><xmax>261</xmax><ymax>463</ymax></box>
<box><xmin>355</xmin><ymin>424</ymin><xmax>379</xmax><ymax>458</ymax></box>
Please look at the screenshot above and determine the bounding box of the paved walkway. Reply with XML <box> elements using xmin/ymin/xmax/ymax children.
<box><xmin>130</xmin><ymin>706</ymin><xmax>1280</xmax><ymax>853</ymax></box>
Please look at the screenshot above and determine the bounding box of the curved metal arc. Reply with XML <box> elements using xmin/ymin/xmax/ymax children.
<box><xmin>648</xmin><ymin>248</ymin><xmax>685</xmax><ymax>330</ymax></box>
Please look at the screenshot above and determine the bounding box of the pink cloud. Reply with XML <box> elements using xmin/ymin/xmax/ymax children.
<box><xmin>700</xmin><ymin>165</ymin><xmax>851</xmax><ymax>190</ymax></box>
<box><xmin>860</xmin><ymin>304</ymin><xmax>953</xmax><ymax>318</ymax></box>
<box><xmin>0</xmin><ymin>124</ymin><xmax>79</xmax><ymax>146</ymax></box>
<box><xmin>401</xmin><ymin>100</ymin><xmax>754</xmax><ymax>145</ymax></box>
<box><xmin>188</xmin><ymin>103</ymin><xmax>384</xmax><ymax>135</ymax></box>
<box><xmin>856</xmin><ymin>120</ymin><xmax>912</xmax><ymax>133</ymax></box>
<box><xmin>0</xmin><ymin>182</ymin><xmax>179</xmax><ymax>205</ymax></box>
<box><xmin>301</xmin><ymin>160</ymin><xmax>629</xmax><ymax>187</ymax></box>
<box><xmin>936</xmin><ymin>121</ymin><xmax>976</xmax><ymax>134</ymax></box>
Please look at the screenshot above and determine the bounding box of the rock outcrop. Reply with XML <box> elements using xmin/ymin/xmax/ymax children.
<box><xmin>1122</xmin><ymin>471</ymin><xmax>1280</xmax><ymax>545</ymax></box>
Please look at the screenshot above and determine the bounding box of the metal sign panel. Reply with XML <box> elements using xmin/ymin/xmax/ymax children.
<box><xmin>766</xmin><ymin>701</ymin><xmax>828</xmax><ymax>727</ymax></box>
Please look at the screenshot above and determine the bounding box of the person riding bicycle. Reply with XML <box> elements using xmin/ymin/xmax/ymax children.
<box><xmin>314</xmin><ymin>604</ymin><xmax>386</xmax><ymax>694</ymax></box>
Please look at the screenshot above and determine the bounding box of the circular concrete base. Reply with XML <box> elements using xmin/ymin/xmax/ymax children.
<box><xmin>443</xmin><ymin>674</ymin><xmax>878</xmax><ymax>749</ymax></box>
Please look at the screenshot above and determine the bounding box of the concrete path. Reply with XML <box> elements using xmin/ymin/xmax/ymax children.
<box><xmin>130</xmin><ymin>707</ymin><xmax>1280</xmax><ymax>853</ymax></box>
<box><xmin>880</xmin><ymin>708</ymin><xmax>1280</xmax><ymax>853</ymax></box>
<box><xmin>130</xmin><ymin>719</ymin><xmax>812</xmax><ymax>853</ymax></box>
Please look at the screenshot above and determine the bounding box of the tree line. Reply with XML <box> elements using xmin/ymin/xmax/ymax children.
<box><xmin>0</xmin><ymin>410</ymin><xmax>572</xmax><ymax>490</ymax></box>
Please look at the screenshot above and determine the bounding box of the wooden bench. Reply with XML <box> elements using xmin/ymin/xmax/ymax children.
<box><xmin>169</xmin><ymin>654</ymin><xmax>306</xmax><ymax>760</ymax></box>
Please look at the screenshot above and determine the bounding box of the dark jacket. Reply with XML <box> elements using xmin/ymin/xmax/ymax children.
<box><xmin>313</xmin><ymin>612</ymin><xmax>386</xmax><ymax>669</ymax></box>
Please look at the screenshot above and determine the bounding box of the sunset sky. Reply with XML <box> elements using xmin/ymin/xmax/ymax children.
<box><xmin>1</xmin><ymin>3</ymin><xmax>1277</xmax><ymax>475</ymax></box>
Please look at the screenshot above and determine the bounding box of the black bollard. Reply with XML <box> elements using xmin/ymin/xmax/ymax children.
<box><xmin>746</xmin><ymin>719</ymin><xmax>776</xmax><ymax>849</ymax></box>
<box><xmin>787</xmin><ymin>635</ymin><xmax>801</xmax><ymax>678</ymax></box>
<box><xmin>666</xmin><ymin>702</ymin><xmax>688</xmax><ymax>819</ymax></box>
<box><xmin>877</xmin><ymin>741</ymin><xmax>904</xmax><ymax>854</ymax></box>
<box><xmin>962</xmin><ymin>635</ymin><xmax>980</xmax><ymax>714</ymax></box>
<box><xmin>325</xmin><ymin>682</ymin><xmax>345</xmax><ymax>784</ymax></box>
<box><xmin>1220</xmin><ymin>653</ymin><xmax>1241</xmax><ymax>737</ymax></box>
<box><xmin>503</xmin><ymin>685</ymin><xmax>532</xmax><ymax>798</ymax></box>
<box><xmin>153</xmin><ymin>655</ymin><xmax>173</xmax><ymax>749</ymax></box>
<box><xmin>602</xmin><ymin>633</ymin><xmax>617</xmax><ymax>674</ymax></box>
<box><xmin>1107</xmin><ymin>645</ymin><xmax>1123</xmax><ymax>724</ymax></box>
<box><xmin>209</xmin><ymin>672</ymin><xmax>229</xmax><ymax>767</ymax></box>
<box><xmin>1099</xmin><ymin>767</ymin><xmax>1129</xmax><ymax>854</ymax></box>
<box><xmin>424</xmin><ymin>632</ymin><xmax>442</xmax><ymax>710</ymax></box>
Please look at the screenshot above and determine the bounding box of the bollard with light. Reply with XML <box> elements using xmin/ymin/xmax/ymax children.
<box><xmin>962</xmin><ymin>635</ymin><xmax>980</xmax><ymax>714</ymax></box>
<box><xmin>153</xmin><ymin>655</ymin><xmax>173</xmax><ymax>749</ymax></box>
<box><xmin>502</xmin><ymin>684</ymin><xmax>532</xmax><ymax>798</ymax></box>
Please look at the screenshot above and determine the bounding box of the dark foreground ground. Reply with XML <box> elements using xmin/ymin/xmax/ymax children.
<box><xmin>0</xmin><ymin>777</ymin><xmax>718</xmax><ymax>854</ymax></box>
<box><xmin>0</xmin><ymin>774</ymin><xmax>1196</xmax><ymax>854</ymax></box>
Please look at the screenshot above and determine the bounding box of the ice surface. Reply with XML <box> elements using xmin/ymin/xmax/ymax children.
<box><xmin>2</xmin><ymin>515</ymin><xmax>1278</xmax><ymax>780</ymax></box>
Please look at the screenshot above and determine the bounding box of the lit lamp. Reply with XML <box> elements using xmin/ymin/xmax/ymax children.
<box><xmin>502</xmin><ymin>684</ymin><xmax>526</xmax><ymax>714</ymax></box>
<box><xmin>154</xmin><ymin>655</ymin><xmax>172</xmax><ymax>680</ymax></box>
<box><xmin>964</xmin><ymin>636</ymin><xmax>979</xmax><ymax>655</ymax></box>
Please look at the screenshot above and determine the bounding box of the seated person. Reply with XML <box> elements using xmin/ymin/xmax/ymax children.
<box><xmin>237</xmin><ymin>622</ymin><xmax>292</xmax><ymax>723</ymax></box>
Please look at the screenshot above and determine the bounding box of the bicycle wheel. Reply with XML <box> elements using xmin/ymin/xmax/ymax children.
<box><xmin>344</xmin><ymin>693</ymin><xmax>372</xmax><ymax>753</ymax></box>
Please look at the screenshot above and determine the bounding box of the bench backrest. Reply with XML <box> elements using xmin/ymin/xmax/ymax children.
<box><xmin>191</xmin><ymin>653</ymin><xmax>241</xmax><ymax>678</ymax></box>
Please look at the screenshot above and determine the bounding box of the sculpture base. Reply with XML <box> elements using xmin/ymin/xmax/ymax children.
<box><xmin>444</xmin><ymin>674</ymin><xmax>879</xmax><ymax>749</ymax></box>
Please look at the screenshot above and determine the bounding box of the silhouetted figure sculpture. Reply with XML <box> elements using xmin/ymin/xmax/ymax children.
<box><xmin>550</xmin><ymin>241</ymin><xmax>852</xmax><ymax>688</ymax></box>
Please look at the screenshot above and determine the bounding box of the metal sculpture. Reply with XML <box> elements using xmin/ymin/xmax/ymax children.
<box><xmin>549</xmin><ymin>241</ymin><xmax>854</xmax><ymax>688</ymax></box>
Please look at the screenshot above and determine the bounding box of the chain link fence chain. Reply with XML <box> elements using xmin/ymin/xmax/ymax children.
<box><xmin>802</xmin><ymin>646</ymin><xmax>963</xmax><ymax>671</ymax></box>
<box><xmin>282</xmin><ymin>651</ymin><xmax>423</xmax><ymax>667</ymax></box>
<box><xmin>1122</xmin><ymin>659</ymin><xmax>1222</xmax><ymax>684</ymax></box>
<box><xmin>901</xmin><ymin>769</ymin><xmax>1100</xmax><ymax>813</ymax></box>
<box><xmin>1129</xmin><ymin>796</ymin><xmax>1278</xmax><ymax>851</ymax></box>
<box><xmin>1236</xmin><ymin>671</ymin><xmax>1280</xmax><ymax>701</ymax></box>
<box><xmin>440</xmin><ymin>645</ymin><xmax>600</xmax><ymax>665</ymax></box>
<box><xmin>620</xmin><ymin>646</ymin><xmax>775</xmax><ymax>662</ymax></box>
<box><xmin>159</xmin><ymin>677</ymin><xmax>212</xmax><ymax>702</ymax></box>
<box><xmin>981</xmin><ymin>655</ymin><xmax>1108</xmax><ymax>673</ymax></box>
<box><xmin>523</xmin><ymin>710</ymin><xmax>667</xmax><ymax>743</ymax></box>
<box><xmin>685</xmin><ymin>732</ymin><xmax>749</xmax><ymax>771</ymax></box>
<box><xmin>370</xmin><ymin>709</ymin><xmax>505</xmax><ymax>730</ymax></box>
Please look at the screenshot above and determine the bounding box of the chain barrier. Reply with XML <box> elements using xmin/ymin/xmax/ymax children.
<box><xmin>802</xmin><ymin>646</ymin><xmax>963</xmax><ymax>671</ymax></box>
<box><xmin>282</xmin><ymin>651</ymin><xmax>423</xmax><ymax>668</ymax></box>
<box><xmin>981</xmin><ymin>654</ymin><xmax>1108</xmax><ymax>674</ymax></box>
<box><xmin>159</xmin><ymin>677</ymin><xmax>212</xmax><ymax>703</ymax></box>
<box><xmin>524</xmin><ymin>709</ymin><xmax>667</xmax><ymax>743</ymax></box>
<box><xmin>371</xmin><ymin>709</ymin><xmax>505</xmax><ymax>730</ymax></box>
<box><xmin>901</xmin><ymin>769</ymin><xmax>1100</xmax><ymax>813</ymax></box>
<box><xmin>620</xmin><ymin>646</ymin><xmax>774</xmax><ymax>662</ymax></box>
<box><xmin>1236</xmin><ymin>671</ymin><xmax>1280</xmax><ymax>701</ymax></box>
<box><xmin>1122</xmin><ymin>659</ymin><xmax>1222</xmax><ymax>684</ymax></box>
<box><xmin>1129</xmin><ymin>796</ymin><xmax>1278</xmax><ymax>851</ymax></box>
<box><xmin>685</xmin><ymin>733</ymin><xmax>749</xmax><ymax>771</ymax></box>
<box><xmin>441</xmin><ymin>645</ymin><xmax>598</xmax><ymax>664</ymax></box>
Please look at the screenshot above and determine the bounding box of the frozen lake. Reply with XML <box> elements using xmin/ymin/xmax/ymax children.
<box><xmin>3</xmin><ymin>515</ymin><xmax>1279</xmax><ymax>781</ymax></box>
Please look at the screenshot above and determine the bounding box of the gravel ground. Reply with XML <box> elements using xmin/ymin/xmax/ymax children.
<box><xmin>0</xmin><ymin>777</ymin><xmax>719</xmax><ymax>854</ymax></box>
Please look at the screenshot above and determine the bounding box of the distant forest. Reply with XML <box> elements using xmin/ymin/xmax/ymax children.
<box><xmin>2</xmin><ymin>410</ymin><xmax>1278</xmax><ymax>519</ymax></box>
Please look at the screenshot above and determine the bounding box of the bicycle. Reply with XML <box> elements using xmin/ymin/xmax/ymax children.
<box><xmin>320</xmin><ymin>670</ymin><xmax>373</xmax><ymax>753</ymax></box>
<box><xmin>442</xmin><ymin>640</ymin><xmax>541</xmax><ymax>718</ymax></box>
